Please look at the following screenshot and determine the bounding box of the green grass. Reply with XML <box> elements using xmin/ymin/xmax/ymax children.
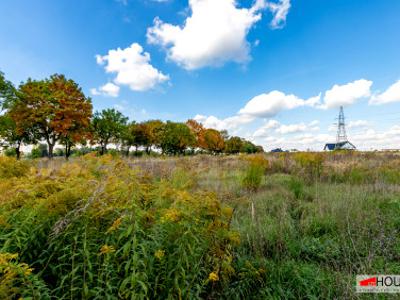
<box><xmin>0</xmin><ymin>152</ymin><xmax>399</xmax><ymax>299</ymax></box>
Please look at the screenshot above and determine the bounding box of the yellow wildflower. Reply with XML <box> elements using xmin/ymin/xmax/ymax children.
<box><xmin>107</xmin><ymin>217</ymin><xmax>123</xmax><ymax>233</ymax></box>
<box><xmin>221</xmin><ymin>206</ymin><xmax>233</xmax><ymax>218</ymax></box>
<box><xmin>208</xmin><ymin>271</ymin><xmax>219</xmax><ymax>282</ymax></box>
<box><xmin>100</xmin><ymin>245</ymin><xmax>116</xmax><ymax>255</ymax></box>
<box><xmin>228</xmin><ymin>232</ymin><xmax>241</xmax><ymax>245</ymax></box>
<box><xmin>154</xmin><ymin>249</ymin><xmax>165</xmax><ymax>260</ymax></box>
<box><xmin>162</xmin><ymin>208</ymin><xmax>181</xmax><ymax>222</ymax></box>
<box><xmin>0</xmin><ymin>253</ymin><xmax>18</xmax><ymax>265</ymax></box>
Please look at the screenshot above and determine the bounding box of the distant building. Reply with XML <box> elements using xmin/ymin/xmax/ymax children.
<box><xmin>324</xmin><ymin>141</ymin><xmax>356</xmax><ymax>151</ymax></box>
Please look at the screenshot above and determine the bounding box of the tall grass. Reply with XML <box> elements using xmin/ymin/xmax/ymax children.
<box><xmin>0</xmin><ymin>151</ymin><xmax>400</xmax><ymax>298</ymax></box>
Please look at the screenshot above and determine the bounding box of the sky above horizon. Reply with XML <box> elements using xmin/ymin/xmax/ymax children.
<box><xmin>1</xmin><ymin>0</ymin><xmax>400</xmax><ymax>151</ymax></box>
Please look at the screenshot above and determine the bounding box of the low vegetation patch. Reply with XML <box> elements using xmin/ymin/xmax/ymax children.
<box><xmin>0</xmin><ymin>152</ymin><xmax>399</xmax><ymax>299</ymax></box>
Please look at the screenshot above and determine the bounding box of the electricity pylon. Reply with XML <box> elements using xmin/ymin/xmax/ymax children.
<box><xmin>336</xmin><ymin>106</ymin><xmax>347</xmax><ymax>144</ymax></box>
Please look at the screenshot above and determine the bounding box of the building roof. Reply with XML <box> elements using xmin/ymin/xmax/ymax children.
<box><xmin>324</xmin><ymin>143</ymin><xmax>336</xmax><ymax>150</ymax></box>
<box><xmin>324</xmin><ymin>141</ymin><xmax>356</xmax><ymax>151</ymax></box>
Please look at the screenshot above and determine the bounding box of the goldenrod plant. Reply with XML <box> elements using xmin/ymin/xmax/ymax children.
<box><xmin>0</xmin><ymin>152</ymin><xmax>399</xmax><ymax>298</ymax></box>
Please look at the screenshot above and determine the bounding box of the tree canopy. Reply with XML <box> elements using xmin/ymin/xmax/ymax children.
<box><xmin>0</xmin><ymin>72</ymin><xmax>263</xmax><ymax>159</ymax></box>
<box><xmin>12</xmin><ymin>74</ymin><xmax>92</xmax><ymax>158</ymax></box>
<box><xmin>92</xmin><ymin>108</ymin><xmax>128</xmax><ymax>155</ymax></box>
<box><xmin>160</xmin><ymin>122</ymin><xmax>196</xmax><ymax>155</ymax></box>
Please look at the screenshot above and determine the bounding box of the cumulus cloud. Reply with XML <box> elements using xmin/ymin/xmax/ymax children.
<box><xmin>347</xmin><ymin>120</ymin><xmax>369</xmax><ymax>129</ymax></box>
<box><xmin>238</xmin><ymin>91</ymin><xmax>320</xmax><ymax>118</ymax></box>
<box><xmin>369</xmin><ymin>80</ymin><xmax>400</xmax><ymax>105</ymax></box>
<box><xmin>91</xmin><ymin>82</ymin><xmax>120</xmax><ymax>98</ymax></box>
<box><xmin>253</xmin><ymin>119</ymin><xmax>280</xmax><ymax>137</ymax></box>
<box><xmin>275</xmin><ymin>120</ymin><xmax>319</xmax><ymax>134</ymax></box>
<box><xmin>96</xmin><ymin>43</ymin><xmax>169</xmax><ymax>92</ymax></box>
<box><xmin>147</xmin><ymin>0</ymin><xmax>291</xmax><ymax>70</ymax></box>
<box><xmin>253</xmin><ymin>132</ymin><xmax>332</xmax><ymax>151</ymax></box>
<box><xmin>194</xmin><ymin>113</ymin><xmax>255</xmax><ymax>131</ymax></box>
<box><xmin>321</xmin><ymin>79</ymin><xmax>373</xmax><ymax>109</ymax></box>
<box><xmin>254</xmin><ymin>119</ymin><xmax>319</xmax><ymax>137</ymax></box>
<box><xmin>350</xmin><ymin>125</ymin><xmax>400</xmax><ymax>150</ymax></box>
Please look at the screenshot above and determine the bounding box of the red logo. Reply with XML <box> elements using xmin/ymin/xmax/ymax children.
<box><xmin>359</xmin><ymin>277</ymin><xmax>377</xmax><ymax>287</ymax></box>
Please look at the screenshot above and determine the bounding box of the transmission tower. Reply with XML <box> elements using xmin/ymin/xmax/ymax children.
<box><xmin>336</xmin><ymin>106</ymin><xmax>347</xmax><ymax>144</ymax></box>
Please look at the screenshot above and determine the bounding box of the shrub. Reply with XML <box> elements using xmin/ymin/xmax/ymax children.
<box><xmin>293</xmin><ymin>152</ymin><xmax>324</xmax><ymax>181</ymax></box>
<box><xmin>0</xmin><ymin>252</ymin><xmax>50</xmax><ymax>299</ymax></box>
<box><xmin>30</xmin><ymin>143</ymin><xmax>48</xmax><ymax>158</ymax></box>
<box><xmin>241</xmin><ymin>154</ymin><xmax>268</xmax><ymax>192</ymax></box>
<box><xmin>3</xmin><ymin>147</ymin><xmax>17</xmax><ymax>157</ymax></box>
<box><xmin>288</xmin><ymin>176</ymin><xmax>305</xmax><ymax>200</ymax></box>
<box><xmin>0</xmin><ymin>156</ymin><xmax>30</xmax><ymax>178</ymax></box>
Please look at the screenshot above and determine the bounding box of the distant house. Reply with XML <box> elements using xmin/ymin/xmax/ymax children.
<box><xmin>271</xmin><ymin>148</ymin><xmax>284</xmax><ymax>153</ymax></box>
<box><xmin>324</xmin><ymin>141</ymin><xmax>356</xmax><ymax>151</ymax></box>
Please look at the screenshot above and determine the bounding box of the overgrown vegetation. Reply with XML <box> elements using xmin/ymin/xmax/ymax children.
<box><xmin>0</xmin><ymin>151</ymin><xmax>399</xmax><ymax>299</ymax></box>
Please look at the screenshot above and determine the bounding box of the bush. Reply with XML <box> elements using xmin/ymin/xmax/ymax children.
<box><xmin>293</xmin><ymin>152</ymin><xmax>324</xmax><ymax>181</ymax></box>
<box><xmin>241</xmin><ymin>155</ymin><xmax>267</xmax><ymax>192</ymax></box>
<box><xmin>0</xmin><ymin>156</ymin><xmax>30</xmax><ymax>178</ymax></box>
<box><xmin>0</xmin><ymin>252</ymin><xmax>50</xmax><ymax>299</ymax></box>
<box><xmin>30</xmin><ymin>143</ymin><xmax>48</xmax><ymax>158</ymax></box>
<box><xmin>3</xmin><ymin>147</ymin><xmax>17</xmax><ymax>157</ymax></box>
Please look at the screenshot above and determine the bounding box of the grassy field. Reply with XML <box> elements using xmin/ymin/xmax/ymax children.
<box><xmin>0</xmin><ymin>152</ymin><xmax>399</xmax><ymax>299</ymax></box>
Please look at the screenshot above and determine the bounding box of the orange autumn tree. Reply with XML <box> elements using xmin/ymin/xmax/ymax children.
<box><xmin>14</xmin><ymin>74</ymin><xmax>92</xmax><ymax>159</ymax></box>
<box><xmin>186</xmin><ymin>119</ymin><xmax>206</xmax><ymax>149</ymax></box>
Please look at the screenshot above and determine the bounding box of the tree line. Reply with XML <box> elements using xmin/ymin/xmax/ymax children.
<box><xmin>0</xmin><ymin>72</ymin><xmax>263</xmax><ymax>159</ymax></box>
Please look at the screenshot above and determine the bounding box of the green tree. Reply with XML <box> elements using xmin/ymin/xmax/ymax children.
<box><xmin>160</xmin><ymin>122</ymin><xmax>195</xmax><ymax>155</ymax></box>
<box><xmin>0</xmin><ymin>73</ymin><xmax>34</xmax><ymax>159</ymax></box>
<box><xmin>120</xmin><ymin>122</ymin><xmax>137</xmax><ymax>156</ymax></box>
<box><xmin>0</xmin><ymin>71</ymin><xmax>16</xmax><ymax>110</ymax></box>
<box><xmin>224</xmin><ymin>136</ymin><xmax>243</xmax><ymax>154</ymax></box>
<box><xmin>144</xmin><ymin>120</ymin><xmax>164</xmax><ymax>153</ymax></box>
<box><xmin>92</xmin><ymin>108</ymin><xmax>128</xmax><ymax>155</ymax></box>
<box><xmin>241</xmin><ymin>140</ymin><xmax>260</xmax><ymax>154</ymax></box>
<box><xmin>203</xmin><ymin>128</ymin><xmax>225</xmax><ymax>154</ymax></box>
<box><xmin>14</xmin><ymin>74</ymin><xmax>92</xmax><ymax>159</ymax></box>
<box><xmin>0</xmin><ymin>113</ymin><xmax>35</xmax><ymax>159</ymax></box>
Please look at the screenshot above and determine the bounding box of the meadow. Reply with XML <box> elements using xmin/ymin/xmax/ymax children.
<box><xmin>0</xmin><ymin>151</ymin><xmax>399</xmax><ymax>299</ymax></box>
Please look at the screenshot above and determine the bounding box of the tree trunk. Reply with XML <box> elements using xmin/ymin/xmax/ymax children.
<box><xmin>48</xmin><ymin>143</ymin><xmax>54</xmax><ymax>159</ymax></box>
<box><xmin>125</xmin><ymin>146</ymin><xmax>130</xmax><ymax>157</ymax></box>
<box><xmin>65</xmin><ymin>142</ymin><xmax>72</xmax><ymax>160</ymax></box>
<box><xmin>15</xmin><ymin>144</ymin><xmax>21</xmax><ymax>160</ymax></box>
<box><xmin>100</xmin><ymin>143</ymin><xmax>107</xmax><ymax>155</ymax></box>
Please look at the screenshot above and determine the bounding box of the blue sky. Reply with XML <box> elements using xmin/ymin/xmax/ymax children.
<box><xmin>1</xmin><ymin>0</ymin><xmax>400</xmax><ymax>150</ymax></box>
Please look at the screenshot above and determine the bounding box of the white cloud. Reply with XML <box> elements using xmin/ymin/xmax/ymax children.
<box><xmin>369</xmin><ymin>80</ymin><xmax>400</xmax><ymax>105</ymax></box>
<box><xmin>275</xmin><ymin>121</ymin><xmax>319</xmax><ymax>134</ymax></box>
<box><xmin>350</xmin><ymin>125</ymin><xmax>400</xmax><ymax>150</ymax></box>
<box><xmin>96</xmin><ymin>43</ymin><xmax>169</xmax><ymax>92</ymax></box>
<box><xmin>347</xmin><ymin>120</ymin><xmax>368</xmax><ymax>129</ymax></box>
<box><xmin>253</xmin><ymin>131</ymin><xmax>333</xmax><ymax>151</ymax></box>
<box><xmin>321</xmin><ymin>79</ymin><xmax>373</xmax><ymax>109</ymax></box>
<box><xmin>238</xmin><ymin>90</ymin><xmax>320</xmax><ymax>118</ymax></box>
<box><xmin>254</xmin><ymin>119</ymin><xmax>319</xmax><ymax>137</ymax></box>
<box><xmin>253</xmin><ymin>119</ymin><xmax>280</xmax><ymax>137</ymax></box>
<box><xmin>91</xmin><ymin>82</ymin><xmax>120</xmax><ymax>98</ymax></box>
<box><xmin>194</xmin><ymin>113</ymin><xmax>255</xmax><ymax>131</ymax></box>
<box><xmin>267</xmin><ymin>0</ymin><xmax>291</xmax><ymax>28</ymax></box>
<box><xmin>147</xmin><ymin>0</ymin><xmax>291</xmax><ymax>70</ymax></box>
